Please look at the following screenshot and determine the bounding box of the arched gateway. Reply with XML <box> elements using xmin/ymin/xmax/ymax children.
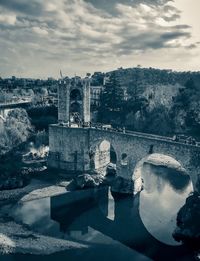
<box><xmin>48</xmin><ymin>77</ymin><xmax>200</xmax><ymax>192</ymax></box>
<box><xmin>58</xmin><ymin>76</ymin><xmax>90</xmax><ymax>124</ymax></box>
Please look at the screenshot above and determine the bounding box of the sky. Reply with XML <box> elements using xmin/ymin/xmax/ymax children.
<box><xmin>0</xmin><ymin>0</ymin><xmax>200</xmax><ymax>79</ymax></box>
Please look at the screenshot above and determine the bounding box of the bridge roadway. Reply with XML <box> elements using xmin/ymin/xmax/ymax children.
<box><xmin>0</xmin><ymin>99</ymin><xmax>31</xmax><ymax>109</ymax></box>
<box><xmin>74</xmin><ymin>123</ymin><xmax>199</xmax><ymax>147</ymax></box>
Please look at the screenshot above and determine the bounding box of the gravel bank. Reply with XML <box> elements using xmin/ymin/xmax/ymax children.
<box><xmin>0</xmin><ymin>221</ymin><xmax>88</xmax><ymax>255</ymax></box>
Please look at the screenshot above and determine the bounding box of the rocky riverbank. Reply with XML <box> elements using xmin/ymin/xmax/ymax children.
<box><xmin>0</xmin><ymin>220</ymin><xmax>88</xmax><ymax>255</ymax></box>
<box><xmin>173</xmin><ymin>191</ymin><xmax>200</xmax><ymax>247</ymax></box>
<box><xmin>0</xmin><ymin>178</ymin><xmax>80</xmax><ymax>255</ymax></box>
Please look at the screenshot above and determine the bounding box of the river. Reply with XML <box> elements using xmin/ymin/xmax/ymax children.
<box><xmin>0</xmin><ymin>162</ymin><xmax>194</xmax><ymax>261</ymax></box>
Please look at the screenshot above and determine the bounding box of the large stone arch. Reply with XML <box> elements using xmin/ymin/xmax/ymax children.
<box><xmin>133</xmin><ymin>153</ymin><xmax>192</xmax><ymax>194</ymax></box>
<box><xmin>89</xmin><ymin>129</ymin><xmax>200</xmax><ymax>190</ymax></box>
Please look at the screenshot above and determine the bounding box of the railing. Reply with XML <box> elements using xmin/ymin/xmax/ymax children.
<box><xmin>90</xmin><ymin>123</ymin><xmax>200</xmax><ymax>147</ymax></box>
<box><xmin>56</xmin><ymin>121</ymin><xmax>200</xmax><ymax>147</ymax></box>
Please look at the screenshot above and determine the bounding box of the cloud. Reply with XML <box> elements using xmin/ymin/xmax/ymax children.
<box><xmin>0</xmin><ymin>13</ymin><xmax>16</xmax><ymax>25</ymax></box>
<box><xmin>84</xmin><ymin>0</ymin><xmax>173</xmax><ymax>15</ymax></box>
<box><xmin>32</xmin><ymin>26</ymin><xmax>48</xmax><ymax>35</ymax></box>
<box><xmin>0</xmin><ymin>0</ymin><xmax>44</xmax><ymax>16</ymax></box>
<box><xmin>0</xmin><ymin>0</ymin><xmax>198</xmax><ymax>77</ymax></box>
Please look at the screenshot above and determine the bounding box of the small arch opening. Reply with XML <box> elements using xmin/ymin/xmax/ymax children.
<box><xmin>149</xmin><ymin>145</ymin><xmax>154</xmax><ymax>154</ymax></box>
<box><xmin>121</xmin><ymin>153</ymin><xmax>128</xmax><ymax>166</ymax></box>
<box><xmin>110</xmin><ymin>145</ymin><xmax>117</xmax><ymax>164</ymax></box>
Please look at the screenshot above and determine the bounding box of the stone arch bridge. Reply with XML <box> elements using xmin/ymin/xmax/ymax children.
<box><xmin>48</xmin><ymin>125</ymin><xmax>200</xmax><ymax>190</ymax></box>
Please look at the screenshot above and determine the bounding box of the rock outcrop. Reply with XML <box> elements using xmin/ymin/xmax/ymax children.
<box><xmin>173</xmin><ymin>191</ymin><xmax>200</xmax><ymax>249</ymax></box>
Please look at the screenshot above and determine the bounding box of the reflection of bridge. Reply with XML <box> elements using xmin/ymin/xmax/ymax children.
<box><xmin>50</xmin><ymin>187</ymin><xmax>192</xmax><ymax>261</ymax></box>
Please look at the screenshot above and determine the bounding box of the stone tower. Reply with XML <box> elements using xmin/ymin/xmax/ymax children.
<box><xmin>58</xmin><ymin>76</ymin><xmax>91</xmax><ymax>124</ymax></box>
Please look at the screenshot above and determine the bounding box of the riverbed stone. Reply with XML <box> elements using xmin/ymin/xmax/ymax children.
<box><xmin>67</xmin><ymin>173</ymin><xmax>108</xmax><ymax>190</ymax></box>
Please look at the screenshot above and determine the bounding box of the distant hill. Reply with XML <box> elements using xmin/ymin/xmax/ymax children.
<box><xmin>105</xmin><ymin>67</ymin><xmax>200</xmax><ymax>87</ymax></box>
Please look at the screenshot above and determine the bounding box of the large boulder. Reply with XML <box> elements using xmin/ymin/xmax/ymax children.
<box><xmin>173</xmin><ymin>192</ymin><xmax>200</xmax><ymax>249</ymax></box>
<box><xmin>111</xmin><ymin>176</ymin><xmax>134</xmax><ymax>194</ymax></box>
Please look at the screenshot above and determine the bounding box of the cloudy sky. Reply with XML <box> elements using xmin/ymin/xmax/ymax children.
<box><xmin>0</xmin><ymin>0</ymin><xmax>199</xmax><ymax>78</ymax></box>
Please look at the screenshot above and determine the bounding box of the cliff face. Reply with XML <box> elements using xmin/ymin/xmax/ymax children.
<box><xmin>142</xmin><ymin>83</ymin><xmax>181</xmax><ymax>111</ymax></box>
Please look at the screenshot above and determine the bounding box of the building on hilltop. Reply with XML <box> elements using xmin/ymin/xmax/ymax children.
<box><xmin>90</xmin><ymin>85</ymin><xmax>103</xmax><ymax>107</ymax></box>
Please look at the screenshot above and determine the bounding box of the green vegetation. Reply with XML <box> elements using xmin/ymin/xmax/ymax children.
<box><xmin>0</xmin><ymin>108</ymin><xmax>33</xmax><ymax>155</ymax></box>
<box><xmin>0</xmin><ymin>109</ymin><xmax>33</xmax><ymax>189</ymax></box>
<box><xmin>98</xmin><ymin>67</ymin><xmax>200</xmax><ymax>138</ymax></box>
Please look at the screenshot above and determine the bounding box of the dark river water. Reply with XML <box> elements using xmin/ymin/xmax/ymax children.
<box><xmin>1</xmin><ymin>163</ymin><xmax>194</xmax><ymax>261</ymax></box>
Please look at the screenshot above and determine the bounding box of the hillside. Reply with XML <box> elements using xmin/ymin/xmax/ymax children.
<box><xmin>97</xmin><ymin>67</ymin><xmax>200</xmax><ymax>138</ymax></box>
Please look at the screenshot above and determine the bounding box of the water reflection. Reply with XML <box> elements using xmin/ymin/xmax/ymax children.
<box><xmin>50</xmin><ymin>164</ymin><xmax>193</xmax><ymax>261</ymax></box>
<box><xmin>10</xmin><ymin>164</ymin><xmax>194</xmax><ymax>261</ymax></box>
<box><xmin>12</xmin><ymin>198</ymin><xmax>60</xmax><ymax>236</ymax></box>
<box><xmin>140</xmin><ymin>164</ymin><xmax>193</xmax><ymax>245</ymax></box>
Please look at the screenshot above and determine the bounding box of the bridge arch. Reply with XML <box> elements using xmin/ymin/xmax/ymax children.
<box><xmin>133</xmin><ymin>153</ymin><xmax>192</xmax><ymax>193</ymax></box>
<box><xmin>69</xmin><ymin>88</ymin><xmax>82</xmax><ymax>123</ymax></box>
<box><xmin>89</xmin><ymin>139</ymin><xmax>117</xmax><ymax>175</ymax></box>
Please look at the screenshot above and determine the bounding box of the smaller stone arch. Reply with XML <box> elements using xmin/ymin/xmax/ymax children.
<box><xmin>121</xmin><ymin>153</ymin><xmax>128</xmax><ymax>166</ymax></box>
<box><xmin>89</xmin><ymin>139</ymin><xmax>117</xmax><ymax>175</ymax></box>
<box><xmin>110</xmin><ymin>145</ymin><xmax>117</xmax><ymax>164</ymax></box>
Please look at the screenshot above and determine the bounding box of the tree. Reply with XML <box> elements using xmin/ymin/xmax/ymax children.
<box><xmin>127</xmin><ymin>67</ymin><xmax>144</xmax><ymax>102</ymax></box>
<box><xmin>98</xmin><ymin>72</ymin><xmax>124</xmax><ymax>123</ymax></box>
<box><xmin>102</xmin><ymin>72</ymin><xmax>124</xmax><ymax>111</ymax></box>
<box><xmin>4</xmin><ymin>108</ymin><xmax>33</xmax><ymax>149</ymax></box>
